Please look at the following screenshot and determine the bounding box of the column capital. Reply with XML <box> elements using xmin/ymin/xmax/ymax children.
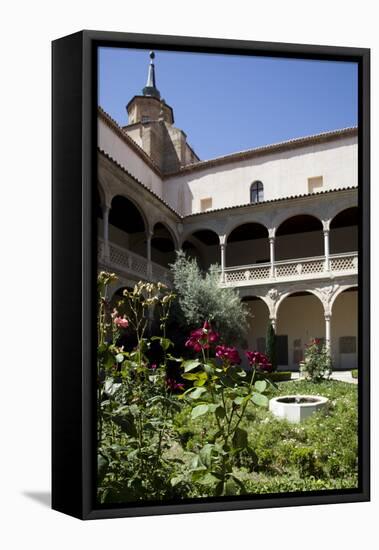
<box><xmin>322</xmin><ymin>219</ymin><xmax>330</xmax><ymax>232</ymax></box>
<box><xmin>219</xmin><ymin>234</ymin><xmax>227</xmax><ymax>246</ymax></box>
<box><xmin>268</xmin><ymin>228</ymin><xmax>276</xmax><ymax>239</ymax></box>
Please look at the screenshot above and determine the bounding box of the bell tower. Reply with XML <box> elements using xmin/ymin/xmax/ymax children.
<box><xmin>123</xmin><ymin>51</ymin><xmax>199</xmax><ymax>173</ymax></box>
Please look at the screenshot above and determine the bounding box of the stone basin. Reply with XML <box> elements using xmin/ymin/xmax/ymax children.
<box><xmin>269</xmin><ymin>395</ymin><xmax>329</xmax><ymax>423</ymax></box>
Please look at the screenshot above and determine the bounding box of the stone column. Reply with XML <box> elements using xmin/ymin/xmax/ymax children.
<box><xmin>270</xmin><ymin>317</ymin><xmax>277</xmax><ymax>331</ymax></box>
<box><xmin>269</xmin><ymin>233</ymin><xmax>276</xmax><ymax>278</ymax></box>
<box><xmin>147</xmin><ymin>230</ymin><xmax>153</xmax><ymax>279</ymax></box>
<box><xmin>219</xmin><ymin>235</ymin><xmax>227</xmax><ymax>283</ymax></box>
<box><xmin>323</xmin><ymin>228</ymin><xmax>330</xmax><ymax>272</ymax></box>
<box><xmin>325</xmin><ymin>313</ymin><xmax>331</xmax><ymax>352</ymax></box>
<box><xmin>102</xmin><ymin>205</ymin><xmax>110</xmax><ymax>261</ymax></box>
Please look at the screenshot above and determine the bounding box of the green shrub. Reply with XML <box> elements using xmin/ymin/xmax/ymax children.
<box><xmin>266</xmin><ymin>323</ymin><xmax>277</xmax><ymax>371</ymax></box>
<box><xmin>170</xmin><ymin>250</ymin><xmax>249</xmax><ymax>344</ymax></box>
<box><xmin>256</xmin><ymin>371</ymin><xmax>292</xmax><ymax>382</ymax></box>
<box><xmin>301</xmin><ymin>339</ymin><xmax>332</xmax><ymax>382</ymax></box>
<box><xmin>170</xmin><ymin>379</ymin><xmax>358</xmax><ymax>495</ymax></box>
<box><xmin>352</xmin><ymin>369</ymin><xmax>358</xmax><ymax>379</ymax></box>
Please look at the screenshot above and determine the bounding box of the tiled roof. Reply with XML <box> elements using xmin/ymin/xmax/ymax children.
<box><xmin>185</xmin><ymin>186</ymin><xmax>357</xmax><ymax>218</ymax></box>
<box><xmin>98</xmin><ymin>106</ymin><xmax>162</xmax><ymax>177</ymax></box>
<box><xmin>99</xmin><ymin>106</ymin><xmax>357</xmax><ymax>181</ymax></box>
<box><xmin>98</xmin><ymin>148</ymin><xmax>181</xmax><ymax>219</ymax></box>
<box><xmin>98</xmin><ymin>107</ymin><xmax>357</xmax><ymax>219</ymax></box>
<box><xmin>98</xmin><ymin>145</ymin><xmax>357</xmax><ymax>219</ymax></box>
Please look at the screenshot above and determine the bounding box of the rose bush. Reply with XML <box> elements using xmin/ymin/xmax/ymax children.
<box><xmin>173</xmin><ymin>321</ymin><xmax>272</xmax><ymax>496</ymax></box>
<box><xmin>97</xmin><ymin>273</ymin><xmax>187</xmax><ymax>503</ymax></box>
<box><xmin>301</xmin><ymin>338</ymin><xmax>332</xmax><ymax>382</ymax></box>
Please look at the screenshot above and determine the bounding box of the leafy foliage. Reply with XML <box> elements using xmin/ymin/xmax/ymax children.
<box><xmin>97</xmin><ymin>272</ymin><xmax>357</xmax><ymax>503</ymax></box>
<box><xmin>173</xmin><ymin>379</ymin><xmax>358</xmax><ymax>493</ymax></box>
<box><xmin>301</xmin><ymin>338</ymin><xmax>332</xmax><ymax>382</ymax></box>
<box><xmin>266</xmin><ymin>323</ymin><xmax>277</xmax><ymax>371</ymax></box>
<box><xmin>170</xmin><ymin>250</ymin><xmax>249</xmax><ymax>344</ymax></box>
<box><xmin>97</xmin><ymin>274</ymin><xmax>186</xmax><ymax>503</ymax></box>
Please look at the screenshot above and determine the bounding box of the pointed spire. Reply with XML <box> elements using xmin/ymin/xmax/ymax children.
<box><xmin>142</xmin><ymin>51</ymin><xmax>161</xmax><ymax>99</ymax></box>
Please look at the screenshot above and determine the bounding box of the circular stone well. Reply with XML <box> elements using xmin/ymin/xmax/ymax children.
<box><xmin>269</xmin><ymin>395</ymin><xmax>329</xmax><ymax>423</ymax></box>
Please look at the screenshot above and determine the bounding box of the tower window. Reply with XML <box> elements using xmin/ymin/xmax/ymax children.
<box><xmin>250</xmin><ymin>181</ymin><xmax>264</xmax><ymax>203</ymax></box>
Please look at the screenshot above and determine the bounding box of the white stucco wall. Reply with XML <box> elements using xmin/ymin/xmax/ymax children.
<box><xmin>98</xmin><ymin>117</ymin><xmax>163</xmax><ymax>197</ymax></box>
<box><xmin>163</xmin><ymin>136</ymin><xmax>357</xmax><ymax>215</ymax></box>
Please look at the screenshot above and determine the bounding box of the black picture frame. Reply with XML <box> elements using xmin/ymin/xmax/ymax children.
<box><xmin>52</xmin><ymin>30</ymin><xmax>370</xmax><ymax>520</ymax></box>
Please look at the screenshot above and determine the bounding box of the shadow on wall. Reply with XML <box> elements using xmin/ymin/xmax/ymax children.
<box><xmin>22</xmin><ymin>491</ymin><xmax>51</xmax><ymax>508</ymax></box>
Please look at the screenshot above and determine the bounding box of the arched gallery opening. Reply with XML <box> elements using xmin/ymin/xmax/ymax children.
<box><xmin>151</xmin><ymin>222</ymin><xmax>176</xmax><ymax>267</ymax></box>
<box><xmin>331</xmin><ymin>287</ymin><xmax>358</xmax><ymax>370</ymax></box>
<box><xmin>276</xmin><ymin>291</ymin><xmax>324</xmax><ymax>369</ymax></box>
<box><xmin>330</xmin><ymin>207</ymin><xmax>358</xmax><ymax>254</ymax></box>
<box><xmin>226</xmin><ymin>223</ymin><xmax>269</xmax><ymax>267</ymax></box>
<box><xmin>108</xmin><ymin>195</ymin><xmax>147</xmax><ymax>257</ymax></box>
<box><xmin>241</xmin><ymin>296</ymin><xmax>270</xmax><ymax>352</ymax></box>
<box><xmin>276</xmin><ymin>215</ymin><xmax>323</xmax><ymax>261</ymax></box>
<box><xmin>182</xmin><ymin>229</ymin><xmax>219</xmax><ymax>271</ymax></box>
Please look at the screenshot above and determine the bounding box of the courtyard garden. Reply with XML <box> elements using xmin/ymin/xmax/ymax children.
<box><xmin>96</xmin><ymin>256</ymin><xmax>358</xmax><ymax>505</ymax></box>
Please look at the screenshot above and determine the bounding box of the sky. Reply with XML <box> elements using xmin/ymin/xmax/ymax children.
<box><xmin>98</xmin><ymin>47</ymin><xmax>358</xmax><ymax>161</ymax></box>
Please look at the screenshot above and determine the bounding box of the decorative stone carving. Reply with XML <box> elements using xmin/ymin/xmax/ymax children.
<box><xmin>268</xmin><ymin>288</ymin><xmax>279</xmax><ymax>302</ymax></box>
<box><xmin>317</xmin><ymin>284</ymin><xmax>337</xmax><ymax>303</ymax></box>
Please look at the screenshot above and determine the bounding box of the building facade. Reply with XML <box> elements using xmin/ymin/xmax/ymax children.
<box><xmin>98</xmin><ymin>52</ymin><xmax>358</xmax><ymax>371</ymax></box>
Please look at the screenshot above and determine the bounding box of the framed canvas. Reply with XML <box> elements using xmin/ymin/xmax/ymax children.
<box><xmin>52</xmin><ymin>30</ymin><xmax>370</xmax><ymax>520</ymax></box>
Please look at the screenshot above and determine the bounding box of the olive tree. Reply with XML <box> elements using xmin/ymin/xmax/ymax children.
<box><xmin>170</xmin><ymin>251</ymin><xmax>249</xmax><ymax>345</ymax></box>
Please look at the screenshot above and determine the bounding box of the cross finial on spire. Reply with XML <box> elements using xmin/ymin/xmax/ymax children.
<box><xmin>143</xmin><ymin>51</ymin><xmax>161</xmax><ymax>99</ymax></box>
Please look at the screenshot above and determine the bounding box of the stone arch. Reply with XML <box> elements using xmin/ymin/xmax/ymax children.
<box><xmin>330</xmin><ymin>207</ymin><xmax>358</xmax><ymax>254</ymax></box>
<box><xmin>241</xmin><ymin>295</ymin><xmax>271</xmax><ymax>353</ymax></box>
<box><xmin>226</xmin><ymin>222</ymin><xmax>269</xmax><ymax>267</ymax></box>
<box><xmin>181</xmin><ymin>225</ymin><xmax>221</xmax><ymax>245</ymax></box>
<box><xmin>151</xmin><ymin>222</ymin><xmax>177</xmax><ymax>267</ymax></box>
<box><xmin>275</xmin><ymin>287</ymin><xmax>324</xmax><ymax>317</ymax></box>
<box><xmin>272</xmin><ymin>210</ymin><xmax>323</xmax><ymax>235</ymax></box>
<box><xmin>97</xmin><ymin>183</ymin><xmax>106</xmax><ymax>211</ymax></box>
<box><xmin>109</xmin><ymin>192</ymin><xmax>150</xmax><ymax>234</ymax></box>
<box><xmin>181</xmin><ymin>228</ymin><xmax>220</xmax><ymax>270</ymax></box>
<box><xmin>276</xmin><ymin>290</ymin><xmax>325</xmax><ymax>369</ymax></box>
<box><xmin>152</xmin><ymin>220</ymin><xmax>179</xmax><ymax>250</ymax></box>
<box><xmin>109</xmin><ymin>194</ymin><xmax>148</xmax><ymax>257</ymax></box>
<box><xmin>327</xmin><ymin>196</ymin><xmax>358</xmax><ymax>222</ymax></box>
<box><xmin>330</xmin><ymin>286</ymin><xmax>358</xmax><ymax>370</ymax></box>
<box><xmin>224</xmin><ymin>212</ymin><xmax>270</xmax><ymax>239</ymax></box>
<box><xmin>275</xmin><ymin>214</ymin><xmax>323</xmax><ymax>261</ymax></box>
<box><xmin>330</xmin><ymin>283</ymin><xmax>358</xmax><ymax>312</ymax></box>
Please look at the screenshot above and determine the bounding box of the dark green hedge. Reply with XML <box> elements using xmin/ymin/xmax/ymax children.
<box><xmin>257</xmin><ymin>371</ymin><xmax>292</xmax><ymax>382</ymax></box>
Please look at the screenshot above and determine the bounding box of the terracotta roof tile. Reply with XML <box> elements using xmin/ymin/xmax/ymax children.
<box><xmin>185</xmin><ymin>186</ymin><xmax>357</xmax><ymax>218</ymax></box>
